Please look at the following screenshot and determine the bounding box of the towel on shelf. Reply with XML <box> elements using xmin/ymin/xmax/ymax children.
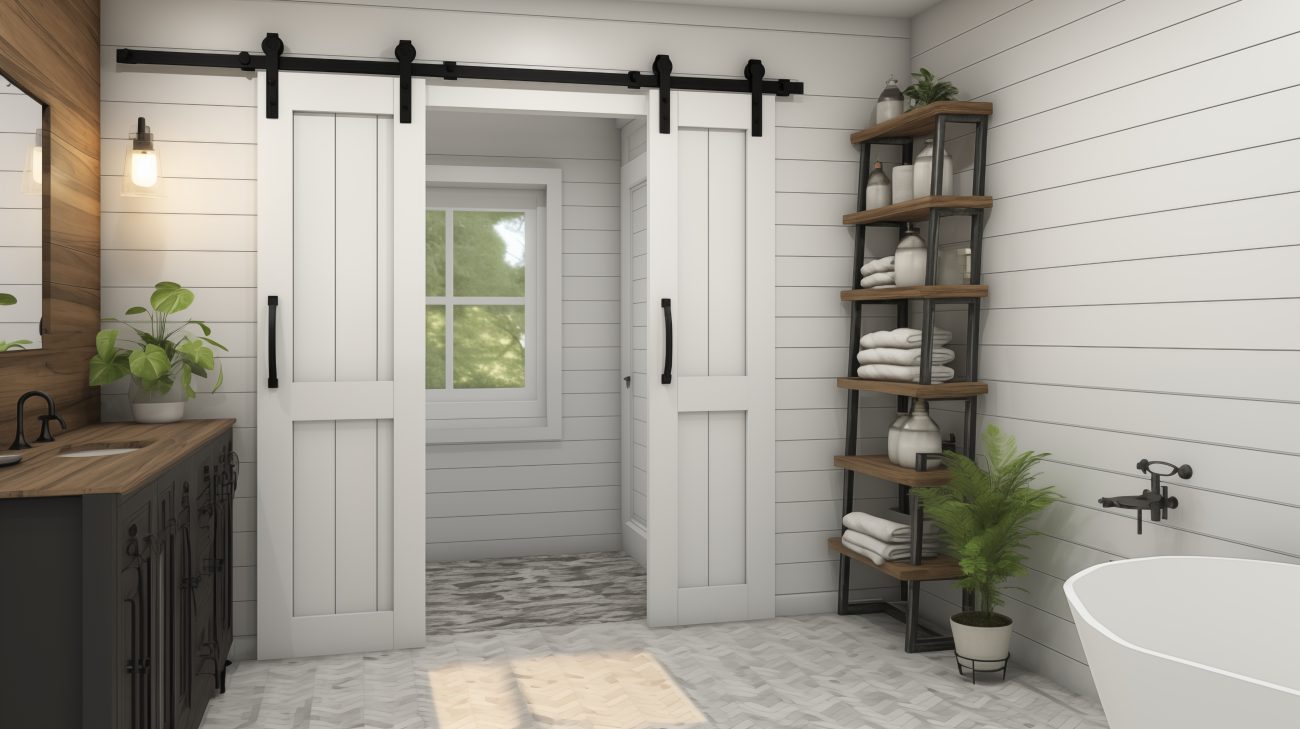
<box><xmin>843</xmin><ymin>528</ymin><xmax>939</xmax><ymax>562</ymax></box>
<box><xmin>859</xmin><ymin>256</ymin><xmax>895</xmax><ymax>276</ymax></box>
<box><xmin>840</xmin><ymin>538</ymin><xmax>886</xmax><ymax>565</ymax></box>
<box><xmin>843</xmin><ymin>511</ymin><xmax>939</xmax><ymax>544</ymax></box>
<box><xmin>860</xmin><ymin>271</ymin><xmax>896</xmax><ymax>288</ymax></box>
<box><xmin>857</xmin><ymin>363</ymin><xmax>956</xmax><ymax>383</ymax></box>
<box><xmin>860</xmin><ymin>327</ymin><xmax>952</xmax><ymax>350</ymax></box>
<box><xmin>857</xmin><ymin>346</ymin><xmax>955</xmax><ymax>366</ymax></box>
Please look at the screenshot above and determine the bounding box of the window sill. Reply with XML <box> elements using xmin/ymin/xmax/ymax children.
<box><xmin>425</xmin><ymin>419</ymin><xmax>562</xmax><ymax>445</ymax></box>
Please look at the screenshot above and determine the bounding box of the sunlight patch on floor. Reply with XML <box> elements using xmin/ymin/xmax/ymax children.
<box><xmin>428</xmin><ymin>650</ymin><xmax>708</xmax><ymax>728</ymax></box>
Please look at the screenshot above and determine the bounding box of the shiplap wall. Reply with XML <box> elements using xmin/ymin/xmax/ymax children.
<box><xmin>911</xmin><ymin>0</ymin><xmax>1300</xmax><ymax>697</ymax></box>
<box><xmin>423</xmin><ymin>110</ymin><xmax>626</xmax><ymax>561</ymax></box>
<box><xmin>100</xmin><ymin>0</ymin><xmax>910</xmax><ymax>657</ymax></box>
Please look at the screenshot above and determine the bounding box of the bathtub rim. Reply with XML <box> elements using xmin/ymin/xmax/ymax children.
<box><xmin>1064</xmin><ymin>555</ymin><xmax>1300</xmax><ymax>698</ymax></box>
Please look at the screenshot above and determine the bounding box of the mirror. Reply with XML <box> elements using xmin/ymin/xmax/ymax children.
<box><xmin>0</xmin><ymin>71</ymin><xmax>46</xmax><ymax>353</ymax></box>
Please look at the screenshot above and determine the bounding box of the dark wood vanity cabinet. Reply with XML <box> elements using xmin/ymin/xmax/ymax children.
<box><xmin>0</xmin><ymin>423</ymin><xmax>236</xmax><ymax>729</ymax></box>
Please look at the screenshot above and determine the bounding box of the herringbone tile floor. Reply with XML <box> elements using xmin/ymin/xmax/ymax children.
<box><xmin>202</xmin><ymin>614</ymin><xmax>1107</xmax><ymax>728</ymax></box>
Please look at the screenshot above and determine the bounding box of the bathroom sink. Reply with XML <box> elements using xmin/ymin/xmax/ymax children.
<box><xmin>57</xmin><ymin>446</ymin><xmax>142</xmax><ymax>458</ymax></box>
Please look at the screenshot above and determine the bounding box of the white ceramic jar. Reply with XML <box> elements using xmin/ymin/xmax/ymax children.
<box><xmin>865</xmin><ymin>161</ymin><xmax>891</xmax><ymax>210</ymax></box>
<box><xmin>894</xmin><ymin>227</ymin><xmax>927</xmax><ymax>287</ymax></box>
<box><xmin>886</xmin><ymin>411</ymin><xmax>910</xmax><ymax>465</ymax></box>
<box><xmin>875</xmin><ymin>77</ymin><xmax>904</xmax><ymax>124</ymax></box>
<box><xmin>891</xmin><ymin>164</ymin><xmax>914</xmax><ymax>204</ymax></box>
<box><xmin>896</xmin><ymin>401</ymin><xmax>942</xmax><ymax>471</ymax></box>
<box><xmin>912</xmin><ymin>138</ymin><xmax>953</xmax><ymax>198</ymax></box>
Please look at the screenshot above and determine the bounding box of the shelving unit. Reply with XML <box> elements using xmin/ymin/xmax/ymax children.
<box><xmin>834</xmin><ymin>100</ymin><xmax>992</xmax><ymax>653</ymax></box>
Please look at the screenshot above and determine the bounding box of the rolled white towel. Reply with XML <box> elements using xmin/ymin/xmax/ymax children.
<box><xmin>859</xmin><ymin>256</ymin><xmax>895</xmax><ymax>276</ymax></box>
<box><xmin>843</xmin><ymin>529</ymin><xmax>938</xmax><ymax>562</ymax></box>
<box><xmin>857</xmin><ymin>346</ymin><xmax>955</xmax><ymax>366</ymax></box>
<box><xmin>860</xmin><ymin>327</ymin><xmax>952</xmax><ymax>350</ymax></box>
<box><xmin>860</xmin><ymin>271</ymin><xmax>896</xmax><ymax>288</ymax></box>
<box><xmin>857</xmin><ymin>363</ymin><xmax>956</xmax><ymax>383</ymax></box>
<box><xmin>842</xmin><ymin>511</ymin><xmax>939</xmax><ymax>544</ymax></box>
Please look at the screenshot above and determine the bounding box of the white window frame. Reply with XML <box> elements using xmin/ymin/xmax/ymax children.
<box><xmin>424</xmin><ymin>165</ymin><xmax>562</xmax><ymax>443</ymax></box>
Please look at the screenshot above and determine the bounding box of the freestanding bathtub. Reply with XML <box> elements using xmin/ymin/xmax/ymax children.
<box><xmin>1064</xmin><ymin>556</ymin><xmax>1300</xmax><ymax>728</ymax></box>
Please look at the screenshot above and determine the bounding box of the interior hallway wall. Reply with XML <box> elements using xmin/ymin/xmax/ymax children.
<box><xmin>99</xmin><ymin>0</ymin><xmax>910</xmax><ymax>658</ymax></box>
<box><xmin>423</xmin><ymin>110</ymin><xmax>624</xmax><ymax>562</ymax></box>
<box><xmin>911</xmin><ymin>0</ymin><xmax>1300</xmax><ymax>696</ymax></box>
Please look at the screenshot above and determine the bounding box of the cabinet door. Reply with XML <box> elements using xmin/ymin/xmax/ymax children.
<box><xmin>116</xmin><ymin>490</ymin><xmax>153</xmax><ymax>729</ymax></box>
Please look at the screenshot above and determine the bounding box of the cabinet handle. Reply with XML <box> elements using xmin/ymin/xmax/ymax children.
<box><xmin>267</xmin><ymin>295</ymin><xmax>280</xmax><ymax>388</ymax></box>
<box><xmin>661</xmin><ymin>298</ymin><xmax>673</xmax><ymax>385</ymax></box>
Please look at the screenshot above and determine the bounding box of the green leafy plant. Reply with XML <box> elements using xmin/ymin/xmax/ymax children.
<box><xmin>903</xmin><ymin>68</ymin><xmax>959</xmax><ymax>108</ymax></box>
<box><xmin>88</xmin><ymin>282</ymin><xmax>225</xmax><ymax>398</ymax></box>
<box><xmin>915</xmin><ymin>425</ymin><xmax>1057</xmax><ymax>627</ymax></box>
<box><xmin>0</xmin><ymin>292</ymin><xmax>32</xmax><ymax>352</ymax></box>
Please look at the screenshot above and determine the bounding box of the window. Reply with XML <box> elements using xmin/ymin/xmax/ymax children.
<box><xmin>425</xmin><ymin>167</ymin><xmax>562</xmax><ymax>443</ymax></box>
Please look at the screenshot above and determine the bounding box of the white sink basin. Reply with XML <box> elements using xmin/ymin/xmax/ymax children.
<box><xmin>58</xmin><ymin>447</ymin><xmax>140</xmax><ymax>458</ymax></box>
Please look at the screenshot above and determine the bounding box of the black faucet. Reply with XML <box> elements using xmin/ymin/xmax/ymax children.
<box><xmin>10</xmin><ymin>390</ymin><xmax>67</xmax><ymax>450</ymax></box>
<box><xmin>1099</xmin><ymin>459</ymin><xmax>1191</xmax><ymax>534</ymax></box>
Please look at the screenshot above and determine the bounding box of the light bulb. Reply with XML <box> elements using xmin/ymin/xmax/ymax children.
<box><xmin>129</xmin><ymin>149</ymin><xmax>158</xmax><ymax>188</ymax></box>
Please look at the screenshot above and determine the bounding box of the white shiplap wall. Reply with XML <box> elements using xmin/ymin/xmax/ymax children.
<box><xmin>423</xmin><ymin>109</ymin><xmax>625</xmax><ymax>561</ymax></box>
<box><xmin>100</xmin><ymin>0</ymin><xmax>910</xmax><ymax>657</ymax></box>
<box><xmin>911</xmin><ymin>0</ymin><xmax>1300</xmax><ymax>697</ymax></box>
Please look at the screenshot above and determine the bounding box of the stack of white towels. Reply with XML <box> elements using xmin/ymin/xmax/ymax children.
<box><xmin>857</xmin><ymin>327</ymin><xmax>956</xmax><ymax>383</ymax></box>
<box><xmin>841</xmin><ymin>511</ymin><xmax>941</xmax><ymax>565</ymax></box>
<box><xmin>859</xmin><ymin>256</ymin><xmax>895</xmax><ymax>289</ymax></box>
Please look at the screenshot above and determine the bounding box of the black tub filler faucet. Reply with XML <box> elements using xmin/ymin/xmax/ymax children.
<box><xmin>1099</xmin><ymin>460</ymin><xmax>1191</xmax><ymax>535</ymax></box>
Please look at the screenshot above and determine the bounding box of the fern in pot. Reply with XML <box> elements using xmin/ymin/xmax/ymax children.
<box><xmin>88</xmin><ymin>282</ymin><xmax>225</xmax><ymax>423</ymax></box>
<box><xmin>903</xmin><ymin>68</ymin><xmax>959</xmax><ymax>109</ymax></box>
<box><xmin>915</xmin><ymin>425</ymin><xmax>1057</xmax><ymax>675</ymax></box>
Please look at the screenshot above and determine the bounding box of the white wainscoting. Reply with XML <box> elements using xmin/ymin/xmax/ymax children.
<box><xmin>910</xmin><ymin>0</ymin><xmax>1300</xmax><ymax>698</ymax></box>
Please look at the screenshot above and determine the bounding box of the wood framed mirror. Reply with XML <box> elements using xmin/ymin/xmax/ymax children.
<box><xmin>0</xmin><ymin>69</ymin><xmax>48</xmax><ymax>353</ymax></box>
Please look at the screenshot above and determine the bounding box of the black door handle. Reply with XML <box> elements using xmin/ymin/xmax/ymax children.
<box><xmin>267</xmin><ymin>295</ymin><xmax>280</xmax><ymax>389</ymax></box>
<box><xmin>661</xmin><ymin>298</ymin><xmax>673</xmax><ymax>384</ymax></box>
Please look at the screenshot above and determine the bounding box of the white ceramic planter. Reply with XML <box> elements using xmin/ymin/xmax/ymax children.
<box><xmin>131</xmin><ymin>401</ymin><xmax>186</xmax><ymax>424</ymax></box>
<box><xmin>951</xmin><ymin>614</ymin><xmax>1013</xmax><ymax>673</ymax></box>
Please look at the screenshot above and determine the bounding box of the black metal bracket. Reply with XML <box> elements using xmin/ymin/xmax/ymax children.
<box><xmin>744</xmin><ymin>59</ymin><xmax>764</xmax><ymax>136</ymax></box>
<box><xmin>116</xmin><ymin>37</ymin><xmax>803</xmax><ymax>128</ymax></box>
<box><xmin>395</xmin><ymin>40</ymin><xmax>416</xmax><ymax>124</ymax></box>
<box><xmin>261</xmin><ymin>33</ymin><xmax>283</xmax><ymax>119</ymax></box>
<box><xmin>653</xmin><ymin>55</ymin><xmax>673</xmax><ymax>134</ymax></box>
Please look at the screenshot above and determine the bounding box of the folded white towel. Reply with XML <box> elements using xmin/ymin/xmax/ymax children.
<box><xmin>857</xmin><ymin>347</ymin><xmax>955</xmax><ymax>366</ymax></box>
<box><xmin>860</xmin><ymin>271</ymin><xmax>896</xmax><ymax>288</ymax></box>
<box><xmin>843</xmin><ymin>529</ymin><xmax>938</xmax><ymax>562</ymax></box>
<box><xmin>840</xmin><ymin>538</ymin><xmax>886</xmax><ymax>565</ymax></box>
<box><xmin>842</xmin><ymin>511</ymin><xmax>939</xmax><ymax>544</ymax></box>
<box><xmin>860</xmin><ymin>256</ymin><xmax>895</xmax><ymax>276</ymax></box>
<box><xmin>857</xmin><ymin>364</ymin><xmax>956</xmax><ymax>383</ymax></box>
<box><xmin>860</xmin><ymin>327</ymin><xmax>952</xmax><ymax>350</ymax></box>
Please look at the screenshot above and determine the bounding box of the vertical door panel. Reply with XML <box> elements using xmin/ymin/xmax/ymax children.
<box><xmin>707</xmin><ymin>410</ymin><xmax>747</xmax><ymax>586</ymax></box>
<box><xmin>677</xmin><ymin>411</ymin><xmax>709</xmax><ymax>588</ymax></box>
<box><xmin>293</xmin><ymin>420</ymin><xmax>336</xmax><ymax>616</ymax></box>
<box><xmin>707</xmin><ymin>129</ymin><xmax>747</xmax><ymax>377</ymax></box>
<box><xmin>293</xmin><ymin>114</ymin><xmax>337</xmax><ymax>383</ymax></box>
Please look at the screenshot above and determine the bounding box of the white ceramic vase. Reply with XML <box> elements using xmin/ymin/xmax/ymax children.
<box><xmin>129</xmin><ymin>377</ymin><xmax>186</xmax><ymax>424</ymax></box>
<box><xmin>951</xmin><ymin>614</ymin><xmax>1013</xmax><ymax>674</ymax></box>
<box><xmin>875</xmin><ymin>76</ymin><xmax>904</xmax><ymax>124</ymax></box>
<box><xmin>896</xmin><ymin>401</ymin><xmax>941</xmax><ymax>471</ymax></box>
<box><xmin>865</xmin><ymin>161</ymin><xmax>891</xmax><ymax>210</ymax></box>
<box><xmin>891</xmin><ymin>164</ymin><xmax>914</xmax><ymax>204</ymax></box>
<box><xmin>912</xmin><ymin>138</ymin><xmax>953</xmax><ymax>198</ymax></box>
<box><xmin>886</xmin><ymin>411</ymin><xmax>909</xmax><ymax>465</ymax></box>
<box><xmin>894</xmin><ymin>227</ymin><xmax>927</xmax><ymax>287</ymax></box>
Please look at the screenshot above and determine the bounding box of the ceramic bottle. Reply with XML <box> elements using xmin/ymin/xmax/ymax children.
<box><xmin>887</xmin><ymin>410</ymin><xmax>909</xmax><ymax>465</ymax></box>
<box><xmin>866</xmin><ymin>161</ymin><xmax>891</xmax><ymax>210</ymax></box>
<box><xmin>912</xmin><ymin>138</ymin><xmax>953</xmax><ymax>198</ymax></box>
<box><xmin>894</xmin><ymin>227</ymin><xmax>927</xmax><ymax>287</ymax></box>
<box><xmin>876</xmin><ymin>77</ymin><xmax>904</xmax><ymax>123</ymax></box>
<box><xmin>896</xmin><ymin>401</ymin><xmax>942</xmax><ymax>471</ymax></box>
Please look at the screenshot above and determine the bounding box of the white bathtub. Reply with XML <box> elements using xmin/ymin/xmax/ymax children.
<box><xmin>1064</xmin><ymin>556</ymin><xmax>1300</xmax><ymax>728</ymax></box>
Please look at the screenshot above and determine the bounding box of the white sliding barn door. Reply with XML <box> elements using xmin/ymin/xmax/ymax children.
<box><xmin>645</xmin><ymin>91</ymin><xmax>776</xmax><ymax>626</ymax></box>
<box><xmin>257</xmin><ymin>73</ymin><xmax>426</xmax><ymax>659</ymax></box>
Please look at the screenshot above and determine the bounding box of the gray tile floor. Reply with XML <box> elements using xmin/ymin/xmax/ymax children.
<box><xmin>202</xmin><ymin>553</ymin><xmax>1109</xmax><ymax>729</ymax></box>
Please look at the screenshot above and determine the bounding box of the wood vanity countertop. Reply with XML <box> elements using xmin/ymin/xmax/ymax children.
<box><xmin>0</xmin><ymin>419</ymin><xmax>236</xmax><ymax>499</ymax></box>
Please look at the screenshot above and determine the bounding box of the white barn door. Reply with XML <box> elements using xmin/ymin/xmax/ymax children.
<box><xmin>645</xmin><ymin>90</ymin><xmax>776</xmax><ymax>626</ymax></box>
<box><xmin>256</xmin><ymin>73</ymin><xmax>426</xmax><ymax>658</ymax></box>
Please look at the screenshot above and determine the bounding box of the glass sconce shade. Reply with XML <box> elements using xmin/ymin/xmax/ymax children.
<box><xmin>122</xmin><ymin>116</ymin><xmax>163</xmax><ymax>197</ymax></box>
<box><xmin>21</xmin><ymin>129</ymin><xmax>41</xmax><ymax>194</ymax></box>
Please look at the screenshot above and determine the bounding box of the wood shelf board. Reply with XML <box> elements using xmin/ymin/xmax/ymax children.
<box><xmin>842</xmin><ymin>284</ymin><xmax>987</xmax><ymax>302</ymax></box>
<box><xmin>829</xmin><ymin>537</ymin><xmax>963</xmax><ymax>581</ymax></box>
<box><xmin>835</xmin><ymin>454</ymin><xmax>950</xmax><ymax>486</ymax></box>
<box><xmin>843</xmin><ymin>196</ymin><xmax>992</xmax><ymax>226</ymax></box>
<box><xmin>849</xmin><ymin>101</ymin><xmax>993</xmax><ymax>144</ymax></box>
<box><xmin>837</xmin><ymin>378</ymin><xmax>988</xmax><ymax>399</ymax></box>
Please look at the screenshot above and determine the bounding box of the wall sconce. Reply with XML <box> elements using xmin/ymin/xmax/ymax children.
<box><xmin>20</xmin><ymin>129</ymin><xmax>41</xmax><ymax>195</ymax></box>
<box><xmin>122</xmin><ymin>116</ymin><xmax>163</xmax><ymax>197</ymax></box>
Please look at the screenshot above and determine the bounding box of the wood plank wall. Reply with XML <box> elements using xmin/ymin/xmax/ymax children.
<box><xmin>100</xmin><ymin>0</ymin><xmax>911</xmax><ymax>658</ymax></box>
<box><xmin>910</xmin><ymin>0</ymin><xmax>1300</xmax><ymax>697</ymax></box>
<box><xmin>0</xmin><ymin>0</ymin><xmax>99</xmax><ymax>439</ymax></box>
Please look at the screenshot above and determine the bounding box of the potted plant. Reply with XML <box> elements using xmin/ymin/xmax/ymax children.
<box><xmin>915</xmin><ymin>425</ymin><xmax>1057</xmax><ymax>677</ymax></box>
<box><xmin>0</xmin><ymin>292</ymin><xmax>33</xmax><ymax>352</ymax></box>
<box><xmin>903</xmin><ymin>68</ymin><xmax>959</xmax><ymax>109</ymax></box>
<box><xmin>89</xmin><ymin>282</ymin><xmax>226</xmax><ymax>423</ymax></box>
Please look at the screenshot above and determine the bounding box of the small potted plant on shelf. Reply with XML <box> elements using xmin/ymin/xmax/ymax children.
<box><xmin>903</xmin><ymin>68</ymin><xmax>959</xmax><ymax>109</ymax></box>
<box><xmin>89</xmin><ymin>282</ymin><xmax>225</xmax><ymax>423</ymax></box>
<box><xmin>0</xmin><ymin>293</ymin><xmax>32</xmax><ymax>352</ymax></box>
<box><xmin>915</xmin><ymin>425</ymin><xmax>1057</xmax><ymax>679</ymax></box>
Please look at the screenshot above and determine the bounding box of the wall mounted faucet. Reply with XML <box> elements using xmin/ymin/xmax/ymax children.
<box><xmin>1099</xmin><ymin>459</ymin><xmax>1191</xmax><ymax>534</ymax></box>
<box><xmin>10</xmin><ymin>390</ymin><xmax>66</xmax><ymax>450</ymax></box>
